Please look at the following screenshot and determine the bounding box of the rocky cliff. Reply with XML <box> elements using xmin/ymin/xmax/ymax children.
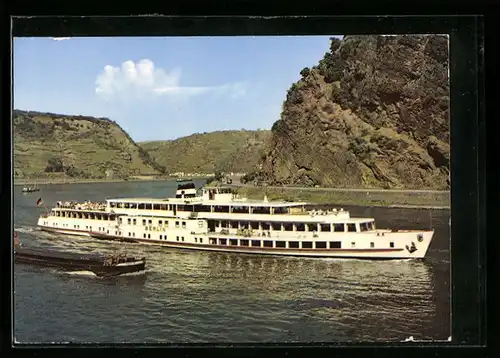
<box><xmin>255</xmin><ymin>35</ymin><xmax>450</xmax><ymax>189</ymax></box>
<box><xmin>13</xmin><ymin>110</ymin><xmax>165</xmax><ymax>179</ymax></box>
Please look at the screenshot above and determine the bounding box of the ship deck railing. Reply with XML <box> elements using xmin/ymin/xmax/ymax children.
<box><xmin>56</xmin><ymin>204</ymin><xmax>107</xmax><ymax>211</ymax></box>
<box><xmin>208</xmin><ymin>228</ymin><xmax>387</xmax><ymax>239</ymax></box>
<box><xmin>209</xmin><ymin>229</ymin><xmax>322</xmax><ymax>239</ymax></box>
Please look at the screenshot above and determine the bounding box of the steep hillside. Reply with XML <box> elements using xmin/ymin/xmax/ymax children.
<box><xmin>140</xmin><ymin>130</ymin><xmax>271</xmax><ymax>174</ymax></box>
<box><xmin>13</xmin><ymin>110</ymin><xmax>165</xmax><ymax>179</ymax></box>
<box><xmin>254</xmin><ymin>35</ymin><xmax>450</xmax><ymax>190</ymax></box>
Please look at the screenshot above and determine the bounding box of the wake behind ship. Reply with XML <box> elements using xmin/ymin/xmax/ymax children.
<box><xmin>36</xmin><ymin>183</ymin><xmax>434</xmax><ymax>259</ymax></box>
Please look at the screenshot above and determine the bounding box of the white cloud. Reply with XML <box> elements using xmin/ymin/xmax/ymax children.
<box><xmin>52</xmin><ymin>37</ymin><xmax>71</xmax><ymax>41</ymax></box>
<box><xmin>95</xmin><ymin>59</ymin><xmax>247</xmax><ymax>101</ymax></box>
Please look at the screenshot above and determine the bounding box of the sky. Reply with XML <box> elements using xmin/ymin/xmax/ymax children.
<box><xmin>14</xmin><ymin>36</ymin><xmax>342</xmax><ymax>142</ymax></box>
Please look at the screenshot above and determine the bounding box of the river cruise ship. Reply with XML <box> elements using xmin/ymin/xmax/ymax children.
<box><xmin>37</xmin><ymin>184</ymin><xmax>434</xmax><ymax>259</ymax></box>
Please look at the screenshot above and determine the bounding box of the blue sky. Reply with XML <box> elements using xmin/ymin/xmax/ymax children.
<box><xmin>14</xmin><ymin>36</ymin><xmax>341</xmax><ymax>141</ymax></box>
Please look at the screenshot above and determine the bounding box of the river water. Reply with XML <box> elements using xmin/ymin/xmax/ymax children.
<box><xmin>13</xmin><ymin>180</ymin><xmax>450</xmax><ymax>343</ymax></box>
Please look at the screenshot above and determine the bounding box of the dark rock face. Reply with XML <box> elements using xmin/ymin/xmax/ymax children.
<box><xmin>258</xmin><ymin>35</ymin><xmax>450</xmax><ymax>189</ymax></box>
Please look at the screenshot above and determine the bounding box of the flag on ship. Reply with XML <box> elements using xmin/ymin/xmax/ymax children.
<box><xmin>36</xmin><ymin>197</ymin><xmax>43</xmax><ymax>207</ymax></box>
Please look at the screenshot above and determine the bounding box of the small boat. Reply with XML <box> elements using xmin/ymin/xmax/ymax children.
<box><xmin>176</xmin><ymin>177</ymin><xmax>192</xmax><ymax>182</ymax></box>
<box><xmin>21</xmin><ymin>183</ymin><xmax>40</xmax><ymax>193</ymax></box>
<box><xmin>13</xmin><ymin>232</ymin><xmax>146</xmax><ymax>277</ymax></box>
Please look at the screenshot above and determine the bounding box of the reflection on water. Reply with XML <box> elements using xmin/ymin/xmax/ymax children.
<box><xmin>13</xmin><ymin>181</ymin><xmax>450</xmax><ymax>343</ymax></box>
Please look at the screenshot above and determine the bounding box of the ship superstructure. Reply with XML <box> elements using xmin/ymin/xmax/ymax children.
<box><xmin>37</xmin><ymin>184</ymin><xmax>433</xmax><ymax>259</ymax></box>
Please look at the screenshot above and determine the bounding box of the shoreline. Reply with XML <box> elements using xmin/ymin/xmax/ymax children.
<box><xmin>13</xmin><ymin>177</ymin><xmax>209</xmax><ymax>186</ymax></box>
<box><xmin>386</xmin><ymin>204</ymin><xmax>449</xmax><ymax>210</ymax></box>
<box><xmin>323</xmin><ymin>203</ymin><xmax>449</xmax><ymax>210</ymax></box>
<box><xmin>235</xmin><ymin>186</ymin><xmax>450</xmax><ymax>210</ymax></box>
<box><xmin>14</xmin><ymin>177</ymin><xmax>450</xmax><ymax>210</ymax></box>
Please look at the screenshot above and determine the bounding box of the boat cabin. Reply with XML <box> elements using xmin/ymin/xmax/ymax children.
<box><xmin>175</xmin><ymin>182</ymin><xmax>197</xmax><ymax>199</ymax></box>
<box><xmin>201</xmin><ymin>186</ymin><xmax>235</xmax><ymax>201</ymax></box>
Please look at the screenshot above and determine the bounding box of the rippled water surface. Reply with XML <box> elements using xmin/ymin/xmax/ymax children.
<box><xmin>13</xmin><ymin>180</ymin><xmax>451</xmax><ymax>343</ymax></box>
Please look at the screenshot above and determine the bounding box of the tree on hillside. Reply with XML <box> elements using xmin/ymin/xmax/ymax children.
<box><xmin>214</xmin><ymin>171</ymin><xmax>224</xmax><ymax>181</ymax></box>
<box><xmin>44</xmin><ymin>156</ymin><xmax>64</xmax><ymax>173</ymax></box>
<box><xmin>205</xmin><ymin>170</ymin><xmax>225</xmax><ymax>186</ymax></box>
<box><xmin>300</xmin><ymin>67</ymin><xmax>310</xmax><ymax>78</ymax></box>
<box><xmin>329</xmin><ymin>37</ymin><xmax>342</xmax><ymax>53</ymax></box>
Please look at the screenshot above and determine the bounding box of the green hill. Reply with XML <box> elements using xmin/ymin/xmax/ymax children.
<box><xmin>139</xmin><ymin>130</ymin><xmax>271</xmax><ymax>174</ymax></box>
<box><xmin>13</xmin><ymin>110</ymin><xmax>165</xmax><ymax>180</ymax></box>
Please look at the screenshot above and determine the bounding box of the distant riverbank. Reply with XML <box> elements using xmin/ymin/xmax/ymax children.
<box><xmin>235</xmin><ymin>185</ymin><xmax>450</xmax><ymax>210</ymax></box>
<box><xmin>13</xmin><ymin>177</ymin><xmax>450</xmax><ymax>209</ymax></box>
<box><xmin>13</xmin><ymin>176</ymin><xmax>210</xmax><ymax>186</ymax></box>
<box><xmin>14</xmin><ymin>177</ymin><xmax>159</xmax><ymax>186</ymax></box>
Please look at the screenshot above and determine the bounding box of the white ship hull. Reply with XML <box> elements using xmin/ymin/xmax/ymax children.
<box><xmin>39</xmin><ymin>226</ymin><xmax>91</xmax><ymax>237</ymax></box>
<box><xmin>37</xmin><ymin>219</ymin><xmax>432</xmax><ymax>259</ymax></box>
<box><xmin>36</xmin><ymin>184</ymin><xmax>434</xmax><ymax>260</ymax></box>
<box><xmin>92</xmin><ymin>238</ymin><xmax>430</xmax><ymax>259</ymax></box>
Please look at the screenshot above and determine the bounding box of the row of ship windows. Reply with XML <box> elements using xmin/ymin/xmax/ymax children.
<box><xmin>45</xmin><ymin>222</ymin><xmax>107</xmax><ymax>232</ymax></box>
<box><xmin>49</xmin><ymin>218</ymin><xmax>371</xmax><ymax>233</ymax></box>
<box><xmin>41</xmin><ymin>222</ymin><xmax>395</xmax><ymax>249</ymax></box>
<box><xmin>119</xmin><ymin>218</ymin><xmax>373</xmax><ymax>233</ymax></box>
<box><xmin>108</xmin><ymin>202</ymin><xmax>290</xmax><ymax>214</ymax></box>
<box><xmin>117</xmin><ymin>231</ymin><xmax>393</xmax><ymax>248</ymax></box>
<box><xmin>45</xmin><ymin>219</ymin><xmax>185</xmax><ymax>230</ymax></box>
<box><xmin>53</xmin><ymin>212</ymin><xmax>115</xmax><ymax>220</ymax></box>
<box><xmin>48</xmin><ymin>222</ymin><xmax>108</xmax><ymax>233</ymax></box>
<box><xmin>121</xmin><ymin>218</ymin><xmax>187</xmax><ymax>229</ymax></box>
<box><xmin>216</xmin><ymin>221</ymin><xmax>361</xmax><ymax>232</ymax></box>
<box><xmin>102</xmin><ymin>230</ymin><xmax>205</xmax><ymax>244</ymax></box>
<box><xmin>208</xmin><ymin>238</ymin><xmax>394</xmax><ymax>249</ymax></box>
<box><xmin>99</xmin><ymin>228</ymin><xmax>394</xmax><ymax>249</ymax></box>
<box><xmin>45</xmin><ymin>222</ymin><xmax>84</xmax><ymax>230</ymax></box>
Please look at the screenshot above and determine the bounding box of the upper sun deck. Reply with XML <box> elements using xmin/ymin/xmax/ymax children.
<box><xmin>100</xmin><ymin>186</ymin><xmax>367</xmax><ymax>223</ymax></box>
<box><xmin>108</xmin><ymin>197</ymin><xmax>306</xmax><ymax>207</ymax></box>
<box><xmin>48</xmin><ymin>187</ymin><xmax>362</xmax><ymax>223</ymax></box>
<box><xmin>55</xmin><ymin>200</ymin><xmax>107</xmax><ymax>211</ymax></box>
<box><xmin>108</xmin><ymin>197</ymin><xmax>169</xmax><ymax>204</ymax></box>
<box><xmin>106</xmin><ymin>185</ymin><xmax>309</xmax><ymax>208</ymax></box>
